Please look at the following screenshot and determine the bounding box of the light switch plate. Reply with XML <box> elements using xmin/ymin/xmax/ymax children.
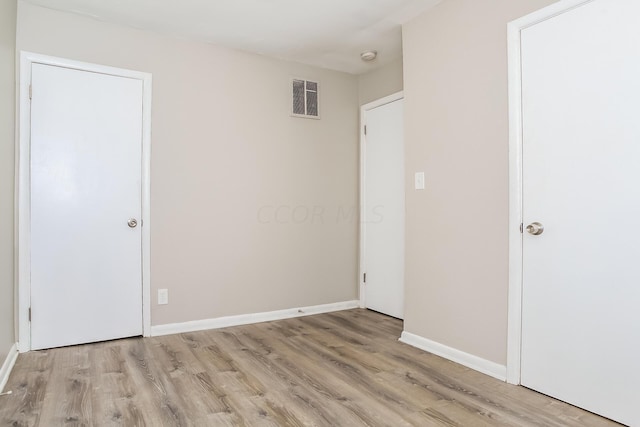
<box><xmin>415</xmin><ymin>172</ymin><xmax>425</xmax><ymax>190</ymax></box>
<box><xmin>158</xmin><ymin>289</ymin><xmax>169</xmax><ymax>305</ymax></box>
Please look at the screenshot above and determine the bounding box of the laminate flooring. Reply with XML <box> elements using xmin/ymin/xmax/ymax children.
<box><xmin>0</xmin><ymin>309</ymin><xmax>621</xmax><ymax>426</ymax></box>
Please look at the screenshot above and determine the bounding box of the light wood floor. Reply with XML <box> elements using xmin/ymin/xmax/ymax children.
<box><xmin>0</xmin><ymin>309</ymin><xmax>621</xmax><ymax>426</ymax></box>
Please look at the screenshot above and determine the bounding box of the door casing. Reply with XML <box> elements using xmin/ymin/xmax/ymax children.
<box><xmin>506</xmin><ymin>0</ymin><xmax>595</xmax><ymax>384</ymax></box>
<box><xmin>358</xmin><ymin>91</ymin><xmax>404</xmax><ymax>310</ymax></box>
<box><xmin>16</xmin><ymin>52</ymin><xmax>153</xmax><ymax>352</ymax></box>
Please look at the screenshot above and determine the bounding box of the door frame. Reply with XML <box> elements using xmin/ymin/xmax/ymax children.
<box><xmin>506</xmin><ymin>0</ymin><xmax>594</xmax><ymax>384</ymax></box>
<box><xmin>16</xmin><ymin>52</ymin><xmax>153</xmax><ymax>352</ymax></box>
<box><xmin>358</xmin><ymin>91</ymin><xmax>404</xmax><ymax>308</ymax></box>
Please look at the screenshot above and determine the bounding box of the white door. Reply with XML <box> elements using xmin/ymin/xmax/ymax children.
<box><xmin>363</xmin><ymin>98</ymin><xmax>405</xmax><ymax>319</ymax></box>
<box><xmin>520</xmin><ymin>1</ymin><xmax>640</xmax><ymax>425</ymax></box>
<box><xmin>30</xmin><ymin>63</ymin><xmax>144</xmax><ymax>350</ymax></box>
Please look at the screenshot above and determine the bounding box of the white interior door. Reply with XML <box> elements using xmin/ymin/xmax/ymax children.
<box><xmin>363</xmin><ymin>98</ymin><xmax>405</xmax><ymax>319</ymax></box>
<box><xmin>520</xmin><ymin>1</ymin><xmax>640</xmax><ymax>425</ymax></box>
<box><xmin>30</xmin><ymin>63</ymin><xmax>144</xmax><ymax>350</ymax></box>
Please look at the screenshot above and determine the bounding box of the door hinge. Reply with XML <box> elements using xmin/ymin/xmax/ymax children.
<box><xmin>520</xmin><ymin>223</ymin><xmax>524</xmax><ymax>233</ymax></box>
<box><xmin>364</xmin><ymin>125</ymin><xmax>367</xmax><ymax>136</ymax></box>
<box><xmin>29</xmin><ymin>84</ymin><xmax>32</xmax><ymax>100</ymax></box>
<box><xmin>363</xmin><ymin>273</ymin><xmax>367</xmax><ymax>283</ymax></box>
<box><xmin>28</xmin><ymin>307</ymin><xmax>31</xmax><ymax>322</ymax></box>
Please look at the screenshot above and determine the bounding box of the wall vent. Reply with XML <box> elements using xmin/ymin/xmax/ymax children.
<box><xmin>291</xmin><ymin>79</ymin><xmax>320</xmax><ymax>119</ymax></box>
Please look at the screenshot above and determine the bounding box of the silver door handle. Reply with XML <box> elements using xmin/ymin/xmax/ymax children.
<box><xmin>128</xmin><ymin>218</ymin><xmax>138</xmax><ymax>228</ymax></box>
<box><xmin>526</xmin><ymin>222</ymin><xmax>544</xmax><ymax>235</ymax></box>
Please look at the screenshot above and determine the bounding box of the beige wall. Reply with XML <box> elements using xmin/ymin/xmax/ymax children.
<box><xmin>402</xmin><ymin>0</ymin><xmax>556</xmax><ymax>365</ymax></box>
<box><xmin>0</xmin><ymin>0</ymin><xmax>17</xmax><ymax>364</ymax></box>
<box><xmin>17</xmin><ymin>2</ymin><xmax>359</xmax><ymax>326</ymax></box>
<box><xmin>358</xmin><ymin>58</ymin><xmax>404</xmax><ymax>106</ymax></box>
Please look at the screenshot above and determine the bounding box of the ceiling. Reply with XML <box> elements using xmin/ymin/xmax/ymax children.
<box><xmin>23</xmin><ymin>0</ymin><xmax>442</xmax><ymax>74</ymax></box>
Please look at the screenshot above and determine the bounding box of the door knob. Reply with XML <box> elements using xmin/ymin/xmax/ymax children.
<box><xmin>127</xmin><ymin>218</ymin><xmax>138</xmax><ymax>228</ymax></box>
<box><xmin>526</xmin><ymin>222</ymin><xmax>544</xmax><ymax>236</ymax></box>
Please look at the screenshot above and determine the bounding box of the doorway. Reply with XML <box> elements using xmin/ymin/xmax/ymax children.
<box><xmin>17</xmin><ymin>53</ymin><xmax>152</xmax><ymax>351</ymax></box>
<box><xmin>359</xmin><ymin>93</ymin><xmax>405</xmax><ymax>319</ymax></box>
<box><xmin>508</xmin><ymin>1</ymin><xmax>640</xmax><ymax>425</ymax></box>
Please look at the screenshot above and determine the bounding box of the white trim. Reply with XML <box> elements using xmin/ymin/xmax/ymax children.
<box><xmin>0</xmin><ymin>344</ymin><xmax>18</xmax><ymax>393</ymax></box>
<box><xmin>506</xmin><ymin>12</ymin><xmax>525</xmax><ymax>386</ymax></box>
<box><xmin>399</xmin><ymin>331</ymin><xmax>507</xmax><ymax>381</ymax></box>
<box><xmin>140</xmin><ymin>63</ymin><xmax>153</xmax><ymax>338</ymax></box>
<box><xmin>361</xmin><ymin>91</ymin><xmax>405</xmax><ymax>112</ymax></box>
<box><xmin>16</xmin><ymin>53</ymin><xmax>31</xmax><ymax>352</ymax></box>
<box><xmin>359</xmin><ymin>91</ymin><xmax>404</xmax><ymax>309</ymax></box>
<box><xmin>16</xmin><ymin>52</ymin><xmax>153</xmax><ymax>351</ymax></box>
<box><xmin>151</xmin><ymin>300</ymin><xmax>360</xmax><ymax>337</ymax></box>
<box><xmin>510</xmin><ymin>0</ymin><xmax>596</xmax><ymax>31</ymax></box>
<box><xmin>506</xmin><ymin>0</ymin><xmax>593</xmax><ymax>385</ymax></box>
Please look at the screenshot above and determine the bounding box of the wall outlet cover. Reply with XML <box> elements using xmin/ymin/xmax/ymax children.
<box><xmin>415</xmin><ymin>172</ymin><xmax>425</xmax><ymax>190</ymax></box>
<box><xmin>158</xmin><ymin>289</ymin><xmax>169</xmax><ymax>305</ymax></box>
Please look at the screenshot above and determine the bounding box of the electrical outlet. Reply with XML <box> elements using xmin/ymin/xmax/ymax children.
<box><xmin>158</xmin><ymin>289</ymin><xmax>168</xmax><ymax>305</ymax></box>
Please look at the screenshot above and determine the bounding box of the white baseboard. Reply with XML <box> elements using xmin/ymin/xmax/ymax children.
<box><xmin>151</xmin><ymin>300</ymin><xmax>360</xmax><ymax>337</ymax></box>
<box><xmin>0</xmin><ymin>343</ymin><xmax>18</xmax><ymax>393</ymax></box>
<box><xmin>399</xmin><ymin>331</ymin><xmax>507</xmax><ymax>381</ymax></box>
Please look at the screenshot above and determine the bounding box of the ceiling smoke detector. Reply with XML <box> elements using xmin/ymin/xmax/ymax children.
<box><xmin>360</xmin><ymin>50</ymin><xmax>378</xmax><ymax>62</ymax></box>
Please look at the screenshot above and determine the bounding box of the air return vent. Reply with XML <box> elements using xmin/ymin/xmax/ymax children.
<box><xmin>291</xmin><ymin>79</ymin><xmax>320</xmax><ymax>119</ymax></box>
